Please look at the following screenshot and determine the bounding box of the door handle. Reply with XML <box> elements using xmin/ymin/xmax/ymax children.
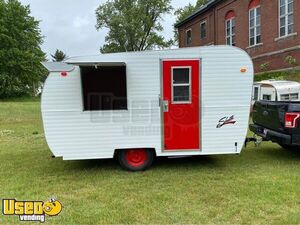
<box><xmin>163</xmin><ymin>100</ymin><xmax>169</xmax><ymax>112</ymax></box>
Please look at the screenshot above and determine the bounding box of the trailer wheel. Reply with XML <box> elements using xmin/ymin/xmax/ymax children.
<box><xmin>117</xmin><ymin>149</ymin><xmax>155</xmax><ymax>171</ymax></box>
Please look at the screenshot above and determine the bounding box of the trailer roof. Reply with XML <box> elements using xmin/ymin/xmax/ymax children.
<box><xmin>42</xmin><ymin>62</ymin><xmax>75</xmax><ymax>72</ymax></box>
<box><xmin>255</xmin><ymin>80</ymin><xmax>300</xmax><ymax>94</ymax></box>
<box><xmin>65</xmin><ymin>46</ymin><xmax>244</xmax><ymax>65</ymax></box>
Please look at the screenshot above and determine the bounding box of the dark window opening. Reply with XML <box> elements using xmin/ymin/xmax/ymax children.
<box><xmin>186</xmin><ymin>29</ymin><xmax>192</xmax><ymax>45</ymax></box>
<box><xmin>200</xmin><ymin>22</ymin><xmax>207</xmax><ymax>39</ymax></box>
<box><xmin>253</xmin><ymin>87</ymin><xmax>259</xmax><ymax>100</ymax></box>
<box><xmin>81</xmin><ymin>65</ymin><xmax>127</xmax><ymax>111</ymax></box>
<box><xmin>262</xmin><ymin>94</ymin><xmax>271</xmax><ymax>101</ymax></box>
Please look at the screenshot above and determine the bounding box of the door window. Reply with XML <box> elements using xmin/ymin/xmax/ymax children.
<box><xmin>171</xmin><ymin>67</ymin><xmax>191</xmax><ymax>103</ymax></box>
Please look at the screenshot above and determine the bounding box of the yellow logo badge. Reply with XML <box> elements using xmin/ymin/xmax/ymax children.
<box><xmin>2</xmin><ymin>198</ymin><xmax>62</xmax><ymax>223</ymax></box>
<box><xmin>42</xmin><ymin>200</ymin><xmax>62</xmax><ymax>216</ymax></box>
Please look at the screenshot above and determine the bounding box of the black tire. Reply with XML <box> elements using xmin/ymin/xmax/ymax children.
<box><xmin>279</xmin><ymin>144</ymin><xmax>300</xmax><ymax>151</ymax></box>
<box><xmin>117</xmin><ymin>149</ymin><xmax>155</xmax><ymax>171</ymax></box>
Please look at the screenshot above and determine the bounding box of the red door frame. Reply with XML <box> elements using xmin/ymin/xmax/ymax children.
<box><xmin>161</xmin><ymin>59</ymin><xmax>201</xmax><ymax>151</ymax></box>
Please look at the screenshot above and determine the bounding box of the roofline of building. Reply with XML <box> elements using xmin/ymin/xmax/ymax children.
<box><xmin>174</xmin><ymin>0</ymin><xmax>223</xmax><ymax>29</ymax></box>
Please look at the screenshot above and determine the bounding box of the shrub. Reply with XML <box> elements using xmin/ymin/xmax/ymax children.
<box><xmin>259</xmin><ymin>62</ymin><xmax>270</xmax><ymax>72</ymax></box>
<box><xmin>284</xmin><ymin>55</ymin><xmax>297</xmax><ymax>67</ymax></box>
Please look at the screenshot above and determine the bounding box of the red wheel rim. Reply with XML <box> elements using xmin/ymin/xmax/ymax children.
<box><xmin>125</xmin><ymin>149</ymin><xmax>147</xmax><ymax>168</ymax></box>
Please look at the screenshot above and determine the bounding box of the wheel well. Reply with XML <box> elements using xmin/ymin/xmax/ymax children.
<box><xmin>113</xmin><ymin>148</ymin><xmax>156</xmax><ymax>159</ymax></box>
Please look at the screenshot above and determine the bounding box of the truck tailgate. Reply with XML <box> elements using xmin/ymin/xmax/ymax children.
<box><xmin>252</xmin><ymin>101</ymin><xmax>288</xmax><ymax>132</ymax></box>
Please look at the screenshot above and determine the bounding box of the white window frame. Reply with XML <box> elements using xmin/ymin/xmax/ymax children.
<box><xmin>279</xmin><ymin>0</ymin><xmax>294</xmax><ymax>37</ymax></box>
<box><xmin>200</xmin><ymin>21</ymin><xmax>207</xmax><ymax>39</ymax></box>
<box><xmin>185</xmin><ymin>29</ymin><xmax>192</xmax><ymax>46</ymax></box>
<box><xmin>171</xmin><ymin>66</ymin><xmax>192</xmax><ymax>104</ymax></box>
<box><xmin>225</xmin><ymin>18</ymin><xmax>236</xmax><ymax>46</ymax></box>
<box><xmin>249</xmin><ymin>6</ymin><xmax>261</xmax><ymax>46</ymax></box>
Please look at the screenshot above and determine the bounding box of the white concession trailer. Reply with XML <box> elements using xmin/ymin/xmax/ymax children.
<box><xmin>252</xmin><ymin>80</ymin><xmax>300</xmax><ymax>102</ymax></box>
<box><xmin>42</xmin><ymin>46</ymin><xmax>254</xmax><ymax>171</ymax></box>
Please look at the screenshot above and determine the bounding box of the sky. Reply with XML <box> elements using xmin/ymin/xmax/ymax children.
<box><xmin>19</xmin><ymin>0</ymin><xmax>196</xmax><ymax>59</ymax></box>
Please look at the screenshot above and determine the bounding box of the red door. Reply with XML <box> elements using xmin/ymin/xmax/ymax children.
<box><xmin>162</xmin><ymin>60</ymin><xmax>200</xmax><ymax>151</ymax></box>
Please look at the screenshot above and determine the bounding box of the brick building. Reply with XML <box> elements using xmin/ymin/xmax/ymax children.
<box><xmin>175</xmin><ymin>0</ymin><xmax>300</xmax><ymax>73</ymax></box>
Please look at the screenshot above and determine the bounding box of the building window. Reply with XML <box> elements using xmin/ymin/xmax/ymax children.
<box><xmin>225</xmin><ymin>11</ymin><xmax>236</xmax><ymax>46</ymax></box>
<box><xmin>185</xmin><ymin>29</ymin><xmax>192</xmax><ymax>45</ymax></box>
<box><xmin>279</xmin><ymin>0</ymin><xmax>294</xmax><ymax>37</ymax></box>
<box><xmin>200</xmin><ymin>21</ymin><xmax>207</xmax><ymax>39</ymax></box>
<box><xmin>249</xmin><ymin>0</ymin><xmax>261</xmax><ymax>46</ymax></box>
<box><xmin>81</xmin><ymin>65</ymin><xmax>127</xmax><ymax>111</ymax></box>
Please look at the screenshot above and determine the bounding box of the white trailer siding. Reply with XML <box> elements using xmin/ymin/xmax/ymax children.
<box><xmin>42</xmin><ymin>46</ymin><xmax>253</xmax><ymax>160</ymax></box>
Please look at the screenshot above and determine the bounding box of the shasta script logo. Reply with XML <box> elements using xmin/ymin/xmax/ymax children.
<box><xmin>217</xmin><ymin>115</ymin><xmax>236</xmax><ymax>128</ymax></box>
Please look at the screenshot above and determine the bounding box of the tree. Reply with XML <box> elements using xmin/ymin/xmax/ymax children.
<box><xmin>174</xmin><ymin>0</ymin><xmax>208</xmax><ymax>43</ymax></box>
<box><xmin>0</xmin><ymin>0</ymin><xmax>46</xmax><ymax>98</ymax></box>
<box><xmin>96</xmin><ymin>0</ymin><xmax>173</xmax><ymax>53</ymax></box>
<box><xmin>51</xmin><ymin>49</ymin><xmax>67</xmax><ymax>62</ymax></box>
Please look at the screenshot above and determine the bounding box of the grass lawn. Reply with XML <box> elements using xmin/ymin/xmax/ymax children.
<box><xmin>255</xmin><ymin>70</ymin><xmax>300</xmax><ymax>83</ymax></box>
<box><xmin>1</xmin><ymin>98</ymin><xmax>300</xmax><ymax>224</ymax></box>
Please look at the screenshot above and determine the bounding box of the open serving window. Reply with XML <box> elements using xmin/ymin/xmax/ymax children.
<box><xmin>80</xmin><ymin>63</ymin><xmax>127</xmax><ymax>111</ymax></box>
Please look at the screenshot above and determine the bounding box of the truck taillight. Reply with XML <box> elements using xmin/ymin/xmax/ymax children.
<box><xmin>285</xmin><ymin>112</ymin><xmax>300</xmax><ymax>128</ymax></box>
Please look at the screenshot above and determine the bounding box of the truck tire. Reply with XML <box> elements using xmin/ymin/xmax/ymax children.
<box><xmin>279</xmin><ymin>144</ymin><xmax>300</xmax><ymax>151</ymax></box>
<box><xmin>117</xmin><ymin>149</ymin><xmax>155</xmax><ymax>171</ymax></box>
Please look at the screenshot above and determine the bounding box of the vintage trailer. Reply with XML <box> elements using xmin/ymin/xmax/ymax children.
<box><xmin>41</xmin><ymin>46</ymin><xmax>254</xmax><ymax>171</ymax></box>
<box><xmin>252</xmin><ymin>80</ymin><xmax>300</xmax><ymax>102</ymax></box>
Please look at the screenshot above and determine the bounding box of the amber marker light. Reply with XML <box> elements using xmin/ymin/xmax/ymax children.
<box><xmin>240</xmin><ymin>67</ymin><xmax>247</xmax><ymax>73</ymax></box>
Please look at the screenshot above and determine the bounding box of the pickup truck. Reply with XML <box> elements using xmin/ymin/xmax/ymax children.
<box><xmin>249</xmin><ymin>100</ymin><xmax>300</xmax><ymax>150</ymax></box>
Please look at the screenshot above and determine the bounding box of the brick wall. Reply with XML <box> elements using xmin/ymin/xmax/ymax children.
<box><xmin>178</xmin><ymin>10</ymin><xmax>215</xmax><ymax>47</ymax></box>
<box><xmin>177</xmin><ymin>0</ymin><xmax>300</xmax><ymax>73</ymax></box>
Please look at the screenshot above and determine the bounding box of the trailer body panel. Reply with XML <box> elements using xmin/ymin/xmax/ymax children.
<box><xmin>41</xmin><ymin>46</ymin><xmax>253</xmax><ymax>160</ymax></box>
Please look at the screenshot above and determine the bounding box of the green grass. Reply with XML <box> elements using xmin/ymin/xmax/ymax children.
<box><xmin>1</xmin><ymin>98</ymin><xmax>300</xmax><ymax>224</ymax></box>
<box><xmin>255</xmin><ymin>70</ymin><xmax>300</xmax><ymax>83</ymax></box>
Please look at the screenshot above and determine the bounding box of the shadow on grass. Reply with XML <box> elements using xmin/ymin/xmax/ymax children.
<box><xmin>246</xmin><ymin>141</ymin><xmax>300</xmax><ymax>162</ymax></box>
<box><xmin>60</xmin><ymin>158</ymin><xmax>120</xmax><ymax>171</ymax></box>
<box><xmin>262</xmin><ymin>146</ymin><xmax>300</xmax><ymax>161</ymax></box>
<box><xmin>154</xmin><ymin>155</ymin><xmax>222</xmax><ymax>170</ymax></box>
<box><xmin>46</xmin><ymin>144</ymin><xmax>300</xmax><ymax>174</ymax></box>
<box><xmin>58</xmin><ymin>155</ymin><xmax>224</xmax><ymax>173</ymax></box>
